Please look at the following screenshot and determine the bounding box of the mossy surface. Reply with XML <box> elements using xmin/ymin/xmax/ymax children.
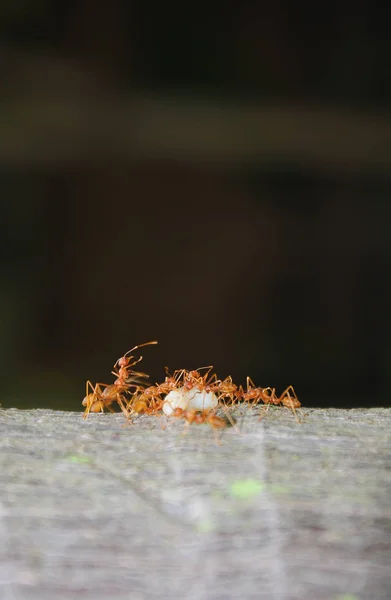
<box><xmin>1</xmin><ymin>407</ymin><xmax>390</xmax><ymax>599</ymax></box>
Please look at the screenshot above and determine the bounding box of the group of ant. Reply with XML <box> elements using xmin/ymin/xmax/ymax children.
<box><xmin>82</xmin><ymin>341</ymin><xmax>303</xmax><ymax>437</ymax></box>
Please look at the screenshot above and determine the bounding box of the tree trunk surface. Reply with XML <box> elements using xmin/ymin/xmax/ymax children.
<box><xmin>1</xmin><ymin>407</ymin><xmax>390</xmax><ymax>600</ymax></box>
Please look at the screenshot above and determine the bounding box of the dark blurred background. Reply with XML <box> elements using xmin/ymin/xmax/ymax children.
<box><xmin>1</xmin><ymin>1</ymin><xmax>391</xmax><ymax>410</ymax></box>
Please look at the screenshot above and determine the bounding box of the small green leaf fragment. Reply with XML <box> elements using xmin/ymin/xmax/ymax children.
<box><xmin>334</xmin><ymin>594</ymin><xmax>360</xmax><ymax>600</ymax></box>
<box><xmin>67</xmin><ymin>454</ymin><xmax>91</xmax><ymax>464</ymax></box>
<box><xmin>229</xmin><ymin>479</ymin><xmax>265</xmax><ymax>499</ymax></box>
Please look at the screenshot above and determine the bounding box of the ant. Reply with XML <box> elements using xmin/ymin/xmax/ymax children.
<box><xmin>130</xmin><ymin>385</ymin><xmax>165</xmax><ymax>415</ymax></box>
<box><xmin>278</xmin><ymin>385</ymin><xmax>302</xmax><ymax>422</ymax></box>
<box><xmin>162</xmin><ymin>366</ymin><xmax>216</xmax><ymax>394</ymax></box>
<box><xmin>182</xmin><ymin>367</ymin><xmax>216</xmax><ymax>392</ymax></box>
<box><xmin>241</xmin><ymin>378</ymin><xmax>302</xmax><ymax>421</ymax></box>
<box><xmin>171</xmin><ymin>407</ymin><xmax>227</xmax><ymax>444</ymax></box>
<box><xmin>82</xmin><ymin>381</ymin><xmax>119</xmax><ymax>417</ymax></box>
<box><xmin>83</xmin><ymin>341</ymin><xmax>157</xmax><ymax>419</ymax></box>
<box><xmin>253</xmin><ymin>384</ymin><xmax>302</xmax><ymax>422</ymax></box>
<box><xmin>211</xmin><ymin>376</ymin><xmax>242</xmax><ymax>407</ymax></box>
<box><xmin>154</xmin><ymin>367</ymin><xmax>187</xmax><ymax>396</ymax></box>
<box><xmin>112</xmin><ymin>340</ymin><xmax>158</xmax><ymax>387</ymax></box>
<box><xmin>241</xmin><ymin>378</ymin><xmax>278</xmax><ymax>406</ymax></box>
<box><xmin>82</xmin><ymin>380</ymin><xmax>143</xmax><ymax>419</ymax></box>
<box><xmin>82</xmin><ymin>340</ymin><xmax>304</xmax><ymax>428</ymax></box>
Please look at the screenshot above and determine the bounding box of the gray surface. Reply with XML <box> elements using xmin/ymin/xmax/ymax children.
<box><xmin>0</xmin><ymin>407</ymin><xmax>390</xmax><ymax>600</ymax></box>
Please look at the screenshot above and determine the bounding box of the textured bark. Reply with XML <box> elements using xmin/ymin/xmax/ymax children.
<box><xmin>1</xmin><ymin>407</ymin><xmax>390</xmax><ymax>599</ymax></box>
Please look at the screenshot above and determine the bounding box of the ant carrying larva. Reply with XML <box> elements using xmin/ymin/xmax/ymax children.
<box><xmin>82</xmin><ymin>340</ymin><xmax>304</xmax><ymax>436</ymax></box>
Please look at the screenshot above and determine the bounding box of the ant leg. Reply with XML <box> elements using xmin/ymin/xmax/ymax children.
<box><xmin>286</xmin><ymin>401</ymin><xmax>300</xmax><ymax>423</ymax></box>
<box><xmin>280</xmin><ymin>385</ymin><xmax>299</xmax><ymax>400</ymax></box>
<box><xmin>193</xmin><ymin>365</ymin><xmax>214</xmax><ymax>374</ymax></box>
<box><xmin>84</xmin><ymin>380</ymin><xmax>92</xmax><ymax>417</ymax></box>
<box><xmin>216</xmin><ymin>392</ymin><xmax>228</xmax><ymax>408</ymax></box>
<box><xmin>279</xmin><ymin>386</ymin><xmax>301</xmax><ymax>422</ymax></box>
<box><xmin>257</xmin><ymin>404</ymin><xmax>271</xmax><ymax>422</ymax></box>
<box><xmin>83</xmin><ymin>381</ymin><xmax>100</xmax><ymax>419</ymax></box>
<box><xmin>246</xmin><ymin>376</ymin><xmax>257</xmax><ymax>390</ymax></box>
<box><xmin>174</xmin><ymin>369</ymin><xmax>187</xmax><ymax>385</ymax></box>
<box><xmin>219</xmin><ymin>405</ymin><xmax>241</xmax><ymax>435</ymax></box>
<box><xmin>86</xmin><ymin>380</ymin><xmax>95</xmax><ymax>394</ymax></box>
<box><xmin>205</xmin><ymin>413</ymin><xmax>226</xmax><ymax>445</ymax></box>
<box><xmin>181</xmin><ymin>418</ymin><xmax>191</xmax><ymax>436</ymax></box>
<box><xmin>288</xmin><ymin>402</ymin><xmax>301</xmax><ymax>423</ymax></box>
<box><xmin>133</xmin><ymin>369</ymin><xmax>149</xmax><ymax>377</ymax></box>
<box><xmin>117</xmin><ymin>395</ymin><xmax>128</xmax><ymax>415</ymax></box>
<box><xmin>212</xmin><ymin>426</ymin><xmax>223</xmax><ymax>446</ymax></box>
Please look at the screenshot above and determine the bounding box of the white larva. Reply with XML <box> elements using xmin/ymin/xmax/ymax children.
<box><xmin>162</xmin><ymin>388</ymin><xmax>218</xmax><ymax>416</ymax></box>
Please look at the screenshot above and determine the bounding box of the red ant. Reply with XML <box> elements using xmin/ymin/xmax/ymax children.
<box><xmin>171</xmin><ymin>407</ymin><xmax>227</xmax><ymax>444</ymax></box>
<box><xmin>240</xmin><ymin>378</ymin><xmax>302</xmax><ymax>421</ymax></box>
<box><xmin>211</xmin><ymin>376</ymin><xmax>242</xmax><ymax>406</ymax></box>
<box><xmin>182</xmin><ymin>367</ymin><xmax>215</xmax><ymax>392</ymax></box>
<box><xmin>278</xmin><ymin>385</ymin><xmax>302</xmax><ymax>422</ymax></box>
<box><xmin>83</xmin><ymin>341</ymin><xmax>157</xmax><ymax>419</ymax></box>
<box><xmin>82</xmin><ymin>341</ymin><xmax>303</xmax><ymax>428</ymax></box>
<box><xmin>241</xmin><ymin>378</ymin><xmax>277</xmax><ymax>406</ymax></box>
<box><xmin>112</xmin><ymin>340</ymin><xmax>158</xmax><ymax>386</ymax></box>
<box><xmin>130</xmin><ymin>385</ymin><xmax>165</xmax><ymax>415</ymax></box>
<box><xmin>82</xmin><ymin>381</ymin><xmax>121</xmax><ymax>417</ymax></box>
<box><xmin>162</xmin><ymin>366</ymin><xmax>216</xmax><ymax>394</ymax></box>
<box><xmin>83</xmin><ymin>379</ymin><xmax>143</xmax><ymax>419</ymax></box>
<box><xmin>154</xmin><ymin>367</ymin><xmax>187</xmax><ymax>396</ymax></box>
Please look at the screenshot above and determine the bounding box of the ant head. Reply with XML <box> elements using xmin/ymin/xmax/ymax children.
<box><xmin>188</xmin><ymin>370</ymin><xmax>200</xmax><ymax>379</ymax></box>
<box><xmin>185</xmin><ymin>410</ymin><xmax>197</xmax><ymax>423</ymax></box>
<box><xmin>118</xmin><ymin>356</ymin><xmax>129</xmax><ymax>367</ymax></box>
